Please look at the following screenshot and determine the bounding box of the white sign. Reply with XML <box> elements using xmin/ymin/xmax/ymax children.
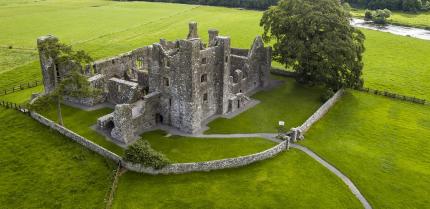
<box><xmin>278</xmin><ymin>121</ymin><xmax>285</xmax><ymax>126</ymax></box>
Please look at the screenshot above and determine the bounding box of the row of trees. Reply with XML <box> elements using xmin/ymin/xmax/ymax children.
<box><xmin>346</xmin><ymin>0</ymin><xmax>430</xmax><ymax>12</ymax></box>
<box><xmin>134</xmin><ymin>0</ymin><xmax>278</xmax><ymax>10</ymax></box>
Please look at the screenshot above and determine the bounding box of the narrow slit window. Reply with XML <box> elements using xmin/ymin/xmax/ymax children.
<box><xmin>163</xmin><ymin>77</ymin><xmax>170</xmax><ymax>86</ymax></box>
<box><xmin>201</xmin><ymin>74</ymin><xmax>207</xmax><ymax>83</ymax></box>
<box><xmin>203</xmin><ymin>93</ymin><xmax>208</xmax><ymax>102</ymax></box>
<box><xmin>201</xmin><ymin>57</ymin><xmax>207</xmax><ymax>64</ymax></box>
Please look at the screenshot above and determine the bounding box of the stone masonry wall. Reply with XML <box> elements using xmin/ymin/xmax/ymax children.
<box><xmin>298</xmin><ymin>89</ymin><xmax>344</xmax><ymax>134</ymax></box>
<box><xmin>123</xmin><ymin>140</ymin><xmax>287</xmax><ymax>175</ymax></box>
<box><xmin>30</xmin><ymin>112</ymin><xmax>122</xmax><ymax>163</ymax></box>
<box><xmin>31</xmin><ymin>109</ymin><xmax>286</xmax><ymax>175</ymax></box>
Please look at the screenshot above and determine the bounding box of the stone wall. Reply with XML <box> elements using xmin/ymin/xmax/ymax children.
<box><xmin>31</xmin><ymin>108</ymin><xmax>287</xmax><ymax>175</ymax></box>
<box><xmin>123</xmin><ymin>140</ymin><xmax>287</xmax><ymax>175</ymax></box>
<box><xmin>270</xmin><ymin>67</ymin><xmax>297</xmax><ymax>78</ymax></box>
<box><xmin>298</xmin><ymin>89</ymin><xmax>344</xmax><ymax>134</ymax></box>
<box><xmin>30</xmin><ymin>112</ymin><xmax>122</xmax><ymax>163</ymax></box>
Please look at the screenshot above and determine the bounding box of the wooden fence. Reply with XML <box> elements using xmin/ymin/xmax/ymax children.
<box><xmin>357</xmin><ymin>87</ymin><xmax>427</xmax><ymax>105</ymax></box>
<box><xmin>0</xmin><ymin>80</ymin><xmax>42</xmax><ymax>96</ymax></box>
<box><xmin>0</xmin><ymin>100</ymin><xmax>30</xmax><ymax>114</ymax></box>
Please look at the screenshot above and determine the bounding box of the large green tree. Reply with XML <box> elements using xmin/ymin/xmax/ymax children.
<box><xmin>261</xmin><ymin>0</ymin><xmax>365</xmax><ymax>90</ymax></box>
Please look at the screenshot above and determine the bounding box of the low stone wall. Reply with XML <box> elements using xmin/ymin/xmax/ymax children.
<box><xmin>270</xmin><ymin>67</ymin><xmax>297</xmax><ymax>78</ymax></box>
<box><xmin>123</xmin><ymin>140</ymin><xmax>287</xmax><ymax>175</ymax></box>
<box><xmin>30</xmin><ymin>112</ymin><xmax>122</xmax><ymax>163</ymax></box>
<box><xmin>298</xmin><ymin>89</ymin><xmax>344</xmax><ymax>134</ymax></box>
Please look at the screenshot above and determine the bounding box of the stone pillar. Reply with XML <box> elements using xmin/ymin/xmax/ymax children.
<box><xmin>111</xmin><ymin>104</ymin><xmax>134</xmax><ymax>144</ymax></box>
<box><xmin>208</xmin><ymin>29</ymin><xmax>219</xmax><ymax>47</ymax></box>
<box><xmin>187</xmin><ymin>22</ymin><xmax>199</xmax><ymax>39</ymax></box>
<box><xmin>37</xmin><ymin>35</ymin><xmax>59</xmax><ymax>94</ymax></box>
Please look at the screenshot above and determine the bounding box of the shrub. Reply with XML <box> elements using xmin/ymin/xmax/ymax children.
<box><xmin>321</xmin><ymin>88</ymin><xmax>335</xmax><ymax>102</ymax></box>
<box><xmin>124</xmin><ymin>139</ymin><xmax>170</xmax><ymax>169</ymax></box>
<box><xmin>364</xmin><ymin>9</ymin><xmax>374</xmax><ymax>20</ymax></box>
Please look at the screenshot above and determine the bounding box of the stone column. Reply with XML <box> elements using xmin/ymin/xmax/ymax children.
<box><xmin>111</xmin><ymin>104</ymin><xmax>134</xmax><ymax>144</ymax></box>
<box><xmin>37</xmin><ymin>35</ymin><xmax>59</xmax><ymax>94</ymax></box>
<box><xmin>187</xmin><ymin>22</ymin><xmax>199</xmax><ymax>39</ymax></box>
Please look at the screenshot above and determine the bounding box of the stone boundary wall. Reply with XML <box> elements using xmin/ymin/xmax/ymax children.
<box><xmin>123</xmin><ymin>140</ymin><xmax>287</xmax><ymax>175</ymax></box>
<box><xmin>297</xmin><ymin>89</ymin><xmax>344</xmax><ymax>134</ymax></box>
<box><xmin>30</xmin><ymin>110</ymin><xmax>287</xmax><ymax>175</ymax></box>
<box><xmin>30</xmin><ymin>112</ymin><xmax>122</xmax><ymax>163</ymax></box>
<box><xmin>270</xmin><ymin>67</ymin><xmax>297</xmax><ymax>78</ymax></box>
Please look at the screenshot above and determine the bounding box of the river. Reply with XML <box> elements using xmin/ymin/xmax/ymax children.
<box><xmin>351</xmin><ymin>18</ymin><xmax>430</xmax><ymax>41</ymax></box>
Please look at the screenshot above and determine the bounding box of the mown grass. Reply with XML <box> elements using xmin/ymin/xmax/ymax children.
<box><xmin>142</xmin><ymin>130</ymin><xmax>276</xmax><ymax>163</ymax></box>
<box><xmin>0</xmin><ymin>48</ymin><xmax>37</xmax><ymax>73</ymax></box>
<box><xmin>0</xmin><ymin>108</ymin><xmax>115</xmax><ymax>209</ymax></box>
<box><xmin>361</xmin><ymin>29</ymin><xmax>430</xmax><ymax>101</ymax></box>
<box><xmin>0</xmin><ymin>85</ymin><xmax>43</xmax><ymax>104</ymax></box>
<box><xmin>112</xmin><ymin>149</ymin><xmax>362</xmax><ymax>209</ymax></box>
<box><xmin>205</xmin><ymin>76</ymin><xmax>324</xmax><ymax>134</ymax></box>
<box><xmin>351</xmin><ymin>9</ymin><xmax>430</xmax><ymax>29</ymax></box>
<box><xmin>39</xmin><ymin>104</ymin><xmax>124</xmax><ymax>155</ymax></box>
<box><xmin>301</xmin><ymin>90</ymin><xmax>430</xmax><ymax>209</ymax></box>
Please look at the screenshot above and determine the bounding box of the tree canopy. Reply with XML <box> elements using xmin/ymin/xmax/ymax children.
<box><xmin>261</xmin><ymin>0</ymin><xmax>365</xmax><ymax>90</ymax></box>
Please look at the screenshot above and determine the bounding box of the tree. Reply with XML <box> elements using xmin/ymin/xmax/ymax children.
<box><xmin>33</xmin><ymin>41</ymin><xmax>96</xmax><ymax>125</ymax></box>
<box><xmin>402</xmin><ymin>0</ymin><xmax>423</xmax><ymax>12</ymax></box>
<box><xmin>260</xmin><ymin>0</ymin><xmax>365</xmax><ymax>90</ymax></box>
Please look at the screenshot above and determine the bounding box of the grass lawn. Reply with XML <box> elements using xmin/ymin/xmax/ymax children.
<box><xmin>142</xmin><ymin>130</ymin><xmax>276</xmax><ymax>163</ymax></box>
<box><xmin>0</xmin><ymin>85</ymin><xmax>44</xmax><ymax>104</ymax></box>
<box><xmin>39</xmin><ymin>104</ymin><xmax>124</xmax><ymax>155</ymax></box>
<box><xmin>0</xmin><ymin>108</ymin><xmax>115</xmax><ymax>209</ymax></box>
<box><xmin>351</xmin><ymin>9</ymin><xmax>430</xmax><ymax>29</ymax></box>
<box><xmin>301</xmin><ymin>90</ymin><xmax>430</xmax><ymax>209</ymax></box>
<box><xmin>112</xmin><ymin>149</ymin><xmax>362</xmax><ymax>209</ymax></box>
<box><xmin>0</xmin><ymin>48</ymin><xmax>37</xmax><ymax>73</ymax></box>
<box><xmin>361</xmin><ymin>29</ymin><xmax>430</xmax><ymax>101</ymax></box>
<box><xmin>205</xmin><ymin>76</ymin><xmax>324</xmax><ymax>134</ymax></box>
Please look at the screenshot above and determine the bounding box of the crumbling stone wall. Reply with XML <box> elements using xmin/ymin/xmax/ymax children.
<box><xmin>107</xmin><ymin>78</ymin><xmax>142</xmax><ymax>104</ymax></box>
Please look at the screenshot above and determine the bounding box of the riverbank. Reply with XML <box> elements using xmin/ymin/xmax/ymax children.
<box><xmin>351</xmin><ymin>18</ymin><xmax>430</xmax><ymax>40</ymax></box>
<box><xmin>350</xmin><ymin>9</ymin><xmax>430</xmax><ymax>30</ymax></box>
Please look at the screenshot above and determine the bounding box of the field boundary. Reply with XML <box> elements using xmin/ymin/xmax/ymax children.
<box><xmin>0</xmin><ymin>80</ymin><xmax>42</xmax><ymax>96</ymax></box>
<box><xmin>29</xmin><ymin>100</ymin><xmax>288</xmax><ymax>175</ymax></box>
<box><xmin>0</xmin><ymin>99</ymin><xmax>30</xmax><ymax>114</ymax></box>
<box><xmin>356</xmin><ymin>87</ymin><xmax>427</xmax><ymax>105</ymax></box>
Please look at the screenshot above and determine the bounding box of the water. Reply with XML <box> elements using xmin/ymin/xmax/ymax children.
<box><xmin>351</xmin><ymin>18</ymin><xmax>430</xmax><ymax>41</ymax></box>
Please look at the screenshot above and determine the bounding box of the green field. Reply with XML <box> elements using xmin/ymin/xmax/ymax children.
<box><xmin>38</xmin><ymin>104</ymin><xmax>125</xmax><ymax>155</ymax></box>
<box><xmin>112</xmin><ymin>149</ymin><xmax>362</xmax><ymax>209</ymax></box>
<box><xmin>361</xmin><ymin>29</ymin><xmax>430</xmax><ymax>100</ymax></box>
<box><xmin>206</xmin><ymin>76</ymin><xmax>324</xmax><ymax>134</ymax></box>
<box><xmin>301</xmin><ymin>90</ymin><xmax>430</xmax><ymax>209</ymax></box>
<box><xmin>0</xmin><ymin>108</ymin><xmax>115</xmax><ymax>209</ymax></box>
<box><xmin>0</xmin><ymin>85</ymin><xmax>44</xmax><ymax>104</ymax></box>
<box><xmin>143</xmin><ymin>130</ymin><xmax>276</xmax><ymax>163</ymax></box>
<box><xmin>351</xmin><ymin>9</ymin><xmax>430</xmax><ymax>29</ymax></box>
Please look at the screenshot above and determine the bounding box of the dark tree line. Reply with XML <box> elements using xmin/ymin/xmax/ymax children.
<box><xmin>128</xmin><ymin>0</ymin><xmax>278</xmax><ymax>10</ymax></box>
<box><xmin>346</xmin><ymin>0</ymin><xmax>430</xmax><ymax>12</ymax></box>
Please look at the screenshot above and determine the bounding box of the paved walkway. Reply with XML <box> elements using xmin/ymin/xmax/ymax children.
<box><xmin>291</xmin><ymin>144</ymin><xmax>372</xmax><ymax>209</ymax></box>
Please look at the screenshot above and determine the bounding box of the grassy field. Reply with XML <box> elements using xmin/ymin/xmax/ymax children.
<box><xmin>0</xmin><ymin>48</ymin><xmax>37</xmax><ymax>73</ymax></box>
<box><xmin>361</xmin><ymin>29</ymin><xmax>430</xmax><ymax>101</ymax></box>
<box><xmin>206</xmin><ymin>76</ymin><xmax>324</xmax><ymax>134</ymax></box>
<box><xmin>301</xmin><ymin>90</ymin><xmax>430</xmax><ymax>209</ymax></box>
<box><xmin>351</xmin><ymin>9</ymin><xmax>430</xmax><ymax>29</ymax></box>
<box><xmin>143</xmin><ymin>130</ymin><xmax>276</xmax><ymax>163</ymax></box>
<box><xmin>38</xmin><ymin>104</ymin><xmax>125</xmax><ymax>155</ymax></box>
<box><xmin>112</xmin><ymin>149</ymin><xmax>362</xmax><ymax>209</ymax></box>
<box><xmin>0</xmin><ymin>0</ymin><xmax>429</xmax><ymax>101</ymax></box>
<box><xmin>0</xmin><ymin>85</ymin><xmax>43</xmax><ymax>104</ymax></box>
<box><xmin>0</xmin><ymin>108</ymin><xmax>115</xmax><ymax>209</ymax></box>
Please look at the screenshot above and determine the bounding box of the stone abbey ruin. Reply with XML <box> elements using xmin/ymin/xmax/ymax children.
<box><xmin>37</xmin><ymin>22</ymin><xmax>272</xmax><ymax>145</ymax></box>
